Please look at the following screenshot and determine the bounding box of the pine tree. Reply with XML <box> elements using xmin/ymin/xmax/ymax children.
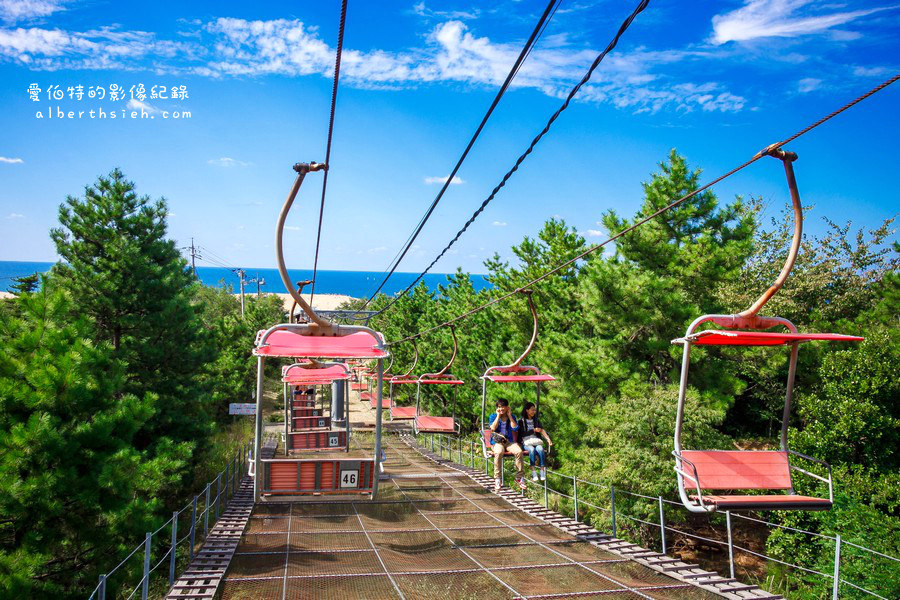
<box><xmin>575</xmin><ymin>149</ymin><xmax>755</xmax><ymax>403</ymax></box>
<box><xmin>9</xmin><ymin>273</ymin><xmax>39</xmax><ymax>295</ymax></box>
<box><xmin>0</xmin><ymin>283</ymin><xmax>184</xmax><ymax>598</ymax></box>
<box><xmin>49</xmin><ymin>169</ymin><xmax>212</xmax><ymax>472</ymax></box>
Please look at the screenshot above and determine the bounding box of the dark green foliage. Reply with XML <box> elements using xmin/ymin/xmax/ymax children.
<box><xmin>0</xmin><ymin>283</ymin><xmax>183</xmax><ymax>598</ymax></box>
<box><xmin>195</xmin><ymin>285</ymin><xmax>285</xmax><ymax>420</ymax></box>
<box><xmin>9</xmin><ymin>273</ymin><xmax>39</xmax><ymax>295</ymax></box>
<box><xmin>368</xmin><ymin>150</ymin><xmax>898</xmax><ymax>595</ymax></box>
<box><xmin>0</xmin><ymin>168</ymin><xmax>279</xmax><ymax>598</ymax></box>
<box><xmin>576</xmin><ymin>149</ymin><xmax>755</xmax><ymax>404</ymax></box>
<box><xmin>50</xmin><ymin>168</ymin><xmax>214</xmax><ymax>451</ymax></box>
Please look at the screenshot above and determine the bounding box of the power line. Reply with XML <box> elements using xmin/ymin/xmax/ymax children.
<box><xmin>369</xmin><ymin>0</ymin><xmax>651</xmax><ymax>314</ymax></box>
<box><xmin>362</xmin><ymin>0</ymin><xmax>565</xmax><ymax>305</ymax></box>
<box><xmin>198</xmin><ymin>245</ymin><xmax>240</xmax><ymax>271</ymax></box>
<box><xmin>310</xmin><ymin>0</ymin><xmax>349</xmax><ymax>306</ymax></box>
<box><xmin>382</xmin><ymin>72</ymin><xmax>900</xmax><ymax>345</ymax></box>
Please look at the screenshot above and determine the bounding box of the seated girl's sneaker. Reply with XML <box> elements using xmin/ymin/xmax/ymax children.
<box><xmin>515</xmin><ymin>476</ymin><xmax>527</xmax><ymax>491</ymax></box>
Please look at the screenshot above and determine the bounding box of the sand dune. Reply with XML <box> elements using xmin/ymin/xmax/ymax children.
<box><xmin>236</xmin><ymin>292</ymin><xmax>355</xmax><ymax>314</ymax></box>
<box><xmin>2</xmin><ymin>290</ymin><xmax>354</xmax><ymax>314</ymax></box>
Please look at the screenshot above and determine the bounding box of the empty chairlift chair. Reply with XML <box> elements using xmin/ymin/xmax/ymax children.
<box><xmin>672</xmin><ymin>147</ymin><xmax>863</xmax><ymax>513</ymax></box>
<box><xmin>389</xmin><ymin>339</ymin><xmax>419</xmax><ymax>420</ymax></box>
<box><xmin>250</xmin><ymin>161</ymin><xmax>391</xmax><ymax>500</ymax></box>
<box><xmin>480</xmin><ymin>290</ymin><xmax>555</xmax><ymax>456</ymax></box>
<box><xmin>281</xmin><ymin>361</ymin><xmax>350</xmax><ymax>452</ymax></box>
<box><xmin>414</xmin><ymin>327</ymin><xmax>463</xmax><ymax>435</ymax></box>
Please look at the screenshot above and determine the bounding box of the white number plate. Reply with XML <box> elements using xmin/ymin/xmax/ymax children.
<box><xmin>340</xmin><ymin>470</ymin><xmax>359</xmax><ymax>488</ymax></box>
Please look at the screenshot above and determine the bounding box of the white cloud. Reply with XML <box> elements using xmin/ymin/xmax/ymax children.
<box><xmin>711</xmin><ymin>0</ymin><xmax>900</xmax><ymax>45</ymax></box>
<box><xmin>0</xmin><ymin>156</ymin><xmax>23</xmax><ymax>163</ymax></box>
<box><xmin>284</xmin><ymin>225</ymin><xmax>301</xmax><ymax>231</ymax></box>
<box><xmin>853</xmin><ymin>65</ymin><xmax>895</xmax><ymax>78</ymax></box>
<box><xmin>797</xmin><ymin>77</ymin><xmax>821</xmax><ymax>93</ymax></box>
<box><xmin>194</xmin><ymin>18</ymin><xmax>747</xmax><ymax>113</ymax></box>
<box><xmin>0</xmin><ymin>0</ymin><xmax>67</xmax><ymax>24</ymax></box>
<box><xmin>412</xmin><ymin>2</ymin><xmax>479</xmax><ymax>20</ymax></box>
<box><xmin>127</xmin><ymin>98</ymin><xmax>160</xmax><ymax>114</ymax></box>
<box><xmin>492</xmin><ymin>221</ymin><xmax>507</xmax><ymax>227</ymax></box>
<box><xmin>208</xmin><ymin>157</ymin><xmax>250</xmax><ymax>167</ymax></box>
<box><xmin>584</xmin><ymin>229</ymin><xmax>604</xmax><ymax>237</ymax></box>
<box><xmin>0</xmin><ymin>16</ymin><xmax>747</xmax><ymax>113</ymax></box>
<box><xmin>6</xmin><ymin>212</ymin><xmax>24</xmax><ymax>218</ymax></box>
<box><xmin>579</xmin><ymin>80</ymin><xmax>746</xmax><ymax>114</ymax></box>
<box><xmin>424</xmin><ymin>174</ymin><xmax>465</xmax><ymax>185</ymax></box>
<box><xmin>0</xmin><ymin>25</ymin><xmax>192</xmax><ymax>70</ymax></box>
<box><xmin>367</xmin><ymin>246</ymin><xmax>387</xmax><ymax>253</ymax></box>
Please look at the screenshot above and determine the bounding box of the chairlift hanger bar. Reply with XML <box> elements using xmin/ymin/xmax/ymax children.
<box><xmin>481</xmin><ymin>290</ymin><xmax>554</xmax><ymax>380</ymax></box>
<box><xmin>418</xmin><ymin>326</ymin><xmax>460</xmax><ymax>382</ymax></box>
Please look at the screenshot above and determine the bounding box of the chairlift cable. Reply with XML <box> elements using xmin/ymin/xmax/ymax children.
<box><xmin>369</xmin><ymin>0</ymin><xmax>651</xmax><ymax>313</ymax></box>
<box><xmin>310</xmin><ymin>0</ymin><xmax>349</xmax><ymax>305</ymax></box>
<box><xmin>362</xmin><ymin>0</ymin><xmax>565</xmax><ymax>305</ymax></box>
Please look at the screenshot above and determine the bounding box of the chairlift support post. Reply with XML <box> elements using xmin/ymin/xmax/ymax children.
<box><xmin>671</xmin><ymin>149</ymin><xmax>863</xmax><ymax>513</ymax></box>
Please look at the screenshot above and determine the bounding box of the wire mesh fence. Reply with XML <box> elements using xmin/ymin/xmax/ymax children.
<box><xmin>86</xmin><ymin>440</ymin><xmax>253</xmax><ymax>600</ymax></box>
<box><xmin>421</xmin><ymin>432</ymin><xmax>900</xmax><ymax>600</ymax></box>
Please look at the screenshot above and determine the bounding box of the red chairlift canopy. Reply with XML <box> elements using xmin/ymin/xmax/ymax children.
<box><xmin>483</xmin><ymin>374</ymin><xmax>556</xmax><ymax>382</ymax></box>
<box><xmin>389</xmin><ymin>378</ymin><xmax>419</xmax><ymax>385</ymax></box>
<box><xmin>255</xmin><ymin>329</ymin><xmax>389</xmax><ymax>359</ymax></box>
<box><xmin>417</xmin><ymin>374</ymin><xmax>465</xmax><ymax>385</ymax></box>
<box><xmin>282</xmin><ymin>363</ymin><xmax>349</xmax><ymax>383</ymax></box>
<box><xmin>673</xmin><ymin>330</ymin><xmax>864</xmax><ymax>347</ymax></box>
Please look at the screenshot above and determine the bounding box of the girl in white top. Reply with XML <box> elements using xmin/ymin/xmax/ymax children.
<box><xmin>520</xmin><ymin>401</ymin><xmax>553</xmax><ymax>481</ymax></box>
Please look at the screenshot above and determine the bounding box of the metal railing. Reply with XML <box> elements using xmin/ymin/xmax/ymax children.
<box><xmin>421</xmin><ymin>433</ymin><xmax>900</xmax><ymax>600</ymax></box>
<box><xmin>86</xmin><ymin>441</ymin><xmax>253</xmax><ymax>600</ymax></box>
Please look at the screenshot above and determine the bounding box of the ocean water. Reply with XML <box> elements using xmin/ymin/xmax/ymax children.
<box><xmin>0</xmin><ymin>261</ymin><xmax>490</xmax><ymax>297</ymax></box>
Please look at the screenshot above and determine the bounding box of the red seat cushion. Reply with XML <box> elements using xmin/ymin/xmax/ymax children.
<box><xmin>693</xmin><ymin>494</ymin><xmax>832</xmax><ymax>511</ymax></box>
<box><xmin>390</xmin><ymin>406</ymin><xmax>416</xmax><ymax>419</ymax></box>
<box><xmin>369</xmin><ymin>395</ymin><xmax>390</xmax><ymax>408</ymax></box>
<box><xmin>416</xmin><ymin>415</ymin><xmax>455</xmax><ymax>433</ymax></box>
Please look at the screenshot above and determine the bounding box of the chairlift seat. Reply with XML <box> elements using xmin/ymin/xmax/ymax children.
<box><xmin>415</xmin><ymin>415</ymin><xmax>457</xmax><ymax>434</ymax></box>
<box><xmin>390</xmin><ymin>406</ymin><xmax>416</xmax><ymax>420</ymax></box>
<box><xmin>369</xmin><ymin>394</ymin><xmax>390</xmax><ymax>409</ymax></box>
<box><xmin>679</xmin><ymin>450</ymin><xmax>832</xmax><ymax>511</ymax></box>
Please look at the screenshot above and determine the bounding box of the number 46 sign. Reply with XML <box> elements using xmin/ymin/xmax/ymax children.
<box><xmin>339</xmin><ymin>461</ymin><xmax>361</xmax><ymax>488</ymax></box>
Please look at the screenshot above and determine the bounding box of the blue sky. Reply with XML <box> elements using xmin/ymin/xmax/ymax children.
<box><xmin>0</xmin><ymin>0</ymin><xmax>897</xmax><ymax>281</ymax></box>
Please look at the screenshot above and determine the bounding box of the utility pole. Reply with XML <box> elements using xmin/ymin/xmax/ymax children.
<box><xmin>237</xmin><ymin>269</ymin><xmax>246</xmax><ymax>317</ymax></box>
<box><xmin>255</xmin><ymin>274</ymin><xmax>265</xmax><ymax>298</ymax></box>
<box><xmin>181</xmin><ymin>238</ymin><xmax>199</xmax><ymax>278</ymax></box>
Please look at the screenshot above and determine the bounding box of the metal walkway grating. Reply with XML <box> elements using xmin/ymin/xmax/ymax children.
<box><xmin>215</xmin><ymin>435</ymin><xmax>774</xmax><ymax>600</ymax></box>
